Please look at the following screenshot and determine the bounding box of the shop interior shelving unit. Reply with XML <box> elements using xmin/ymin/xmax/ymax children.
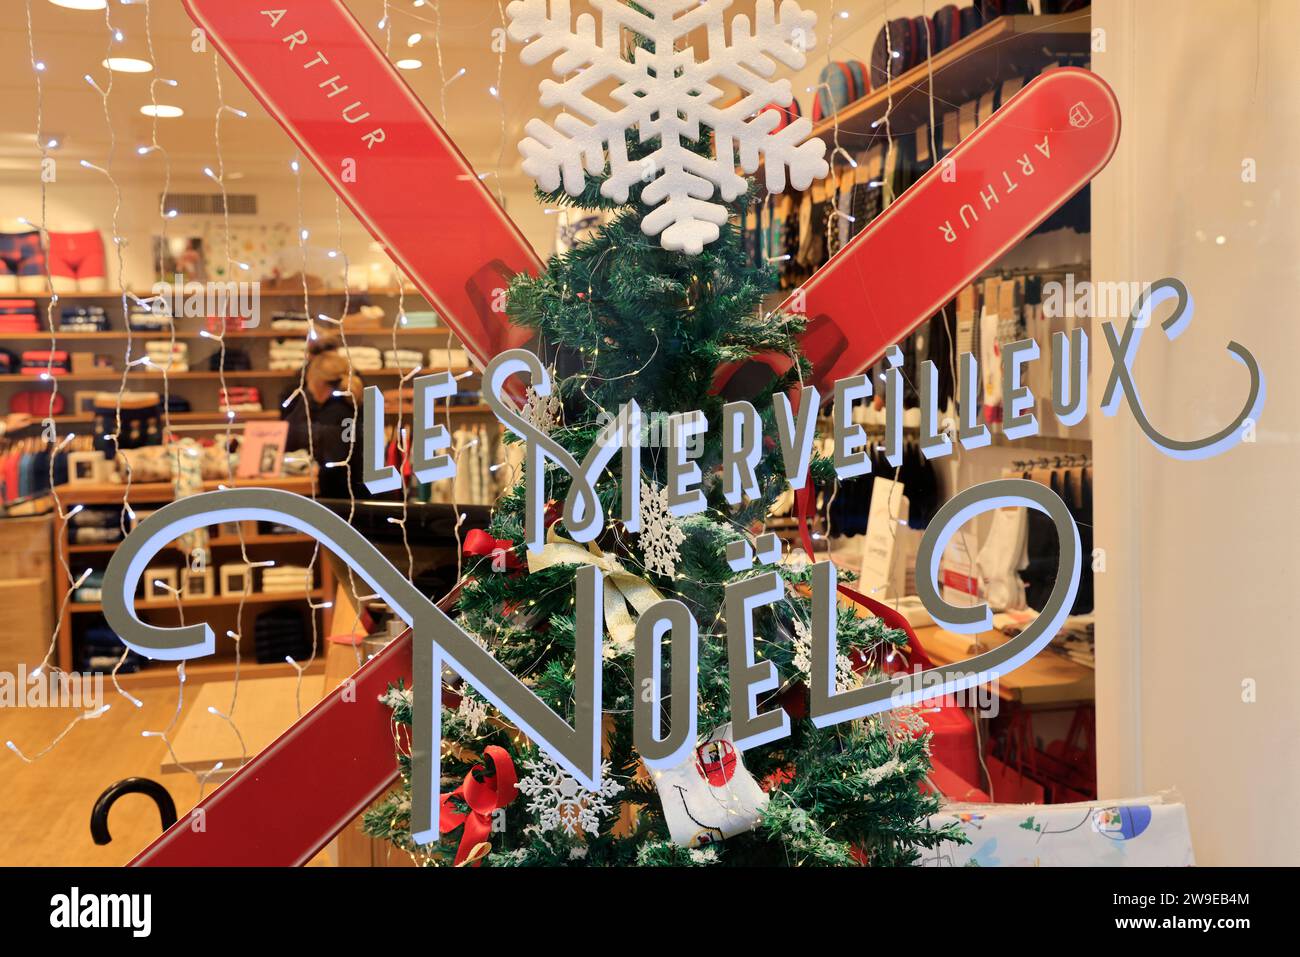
<box><xmin>52</xmin><ymin>475</ymin><xmax>334</xmax><ymax>688</ymax></box>
<box><xmin>0</xmin><ymin>288</ymin><xmax>498</xmax><ymax>685</ymax></box>
<box><xmin>0</xmin><ymin>288</ymin><xmax>494</xmax><ymax>423</ymax></box>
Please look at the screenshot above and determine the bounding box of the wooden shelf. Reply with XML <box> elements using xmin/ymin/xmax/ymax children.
<box><xmin>50</xmin><ymin>472</ymin><xmax>335</xmax><ymax>674</ymax></box>
<box><xmin>113</xmin><ymin>657</ymin><xmax>327</xmax><ymax>690</ymax></box>
<box><xmin>0</xmin><ymin>328</ymin><xmax>451</xmax><ymax>341</ymax></box>
<box><xmin>71</xmin><ymin>589</ymin><xmax>328</xmax><ymax>614</ymax></box>
<box><xmin>0</xmin><ymin>367</ymin><xmax>475</xmax><ymax>382</ymax></box>
<box><xmin>67</xmin><ymin>532</ymin><xmax>318</xmax><ymax>554</ymax></box>
<box><xmin>42</xmin><ymin>404</ymin><xmax>494</xmax><ymax>427</ymax></box>
<box><xmin>776</xmin><ymin>14</ymin><xmax>1091</xmax><ymax>160</ymax></box>
<box><xmin>52</xmin><ymin>474</ymin><xmax>316</xmax><ymax>505</ymax></box>
<box><xmin>11</xmin><ymin>287</ymin><xmax>428</xmax><ymax>301</ymax></box>
<box><xmin>41</xmin><ymin>410</ymin><xmax>280</xmax><ymax>426</ymax></box>
<box><xmin>991</xmin><ymin>432</ymin><xmax>1091</xmax><ymax>454</ymax></box>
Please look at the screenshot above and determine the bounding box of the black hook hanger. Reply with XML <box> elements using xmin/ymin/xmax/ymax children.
<box><xmin>90</xmin><ymin>777</ymin><xmax>177</xmax><ymax>845</ymax></box>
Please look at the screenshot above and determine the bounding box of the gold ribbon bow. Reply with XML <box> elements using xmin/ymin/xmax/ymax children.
<box><xmin>526</xmin><ymin>527</ymin><xmax>664</xmax><ymax>654</ymax></box>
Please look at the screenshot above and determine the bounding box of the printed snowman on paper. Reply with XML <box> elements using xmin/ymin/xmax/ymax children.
<box><xmin>653</xmin><ymin>724</ymin><xmax>769</xmax><ymax>848</ymax></box>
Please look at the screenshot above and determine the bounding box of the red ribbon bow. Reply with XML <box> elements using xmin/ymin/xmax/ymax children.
<box><xmin>464</xmin><ymin>529</ymin><xmax>522</xmax><ymax>570</ymax></box>
<box><xmin>439</xmin><ymin>745</ymin><xmax>519</xmax><ymax>866</ymax></box>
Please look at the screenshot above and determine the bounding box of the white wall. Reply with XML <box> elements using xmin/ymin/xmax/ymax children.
<box><xmin>1092</xmin><ymin>0</ymin><xmax>1300</xmax><ymax>865</ymax></box>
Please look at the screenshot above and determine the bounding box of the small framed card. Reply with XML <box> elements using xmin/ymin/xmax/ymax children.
<box><xmin>67</xmin><ymin>451</ymin><xmax>106</xmax><ymax>485</ymax></box>
<box><xmin>237</xmin><ymin>421</ymin><xmax>290</xmax><ymax>479</ymax></box>
<box><xmin>219</xmin><ymin>564</ymin><xmax>252</xmax><ymax>597</ymax></box>
<box><xmin>144</xmin><ymin>567</ymin><xmax>178</xmax><ymax>601</ymax></box>
<box><xmin>181</xmin><ymin>566</ymin><xmax>215</xmax><ymax>599</ymax></box>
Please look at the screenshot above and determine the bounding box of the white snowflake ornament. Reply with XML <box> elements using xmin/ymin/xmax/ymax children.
<box><xmin>507</xmin><ymin>0</ymin><xmax>829</xmax><ymax>254</ymax></box>
<box><xmin>522</xmin><ymin>383</ymin><xmax>563</xmax><ymax>434</ymax></box>
<box><xmin>455</xmin><ymin>694</ymin><xmax>490</xmax><ymax>735</ymax></box>
<box><xmin>791</xmin><ymin>616</ymin><xmax>859</xmax><ymax>692</ymax></box>
<box><xmin>516</xmin><ymin>754</ymin><xmax>622</xmax><ymax>837</ymax></box>
<box><xmin>638</xmin><ymin>482</ymin><xmax>686</xmax><ymax>577</ymax></box>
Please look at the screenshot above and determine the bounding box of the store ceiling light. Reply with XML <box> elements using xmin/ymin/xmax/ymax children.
<box><xmin>103</xmin><ymin>57</ymin><xmax>153</xmax><ymax>74</ymax></box>
<box><xmin>140</xmin><ymin>104</ymin><xmax>184</xmax><ymax>118</ymax></box>
<box><xmin>49</xmin><ymin>0</ymin><xmax>107</xmax><ymax>9</ymax></box>
<box><xmin>395</xmin><ymin>59</ymin><xmax>422</xmax><ymax>70</ymax></box>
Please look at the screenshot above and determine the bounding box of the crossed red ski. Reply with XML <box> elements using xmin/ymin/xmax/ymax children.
<box><xmin>136</xmin><ymin>0</ymin><xmax>1121</xmax><ymax>866</ymax></box>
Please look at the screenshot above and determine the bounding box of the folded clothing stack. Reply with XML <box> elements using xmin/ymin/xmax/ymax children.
<box><xmin>74</xmin><ymin>570</ymin><xmax>105</xmax><ymax>603</ymax></box>
<box><xmin>60</xmin><ymin>305</ymin><xmax>108</xmax><ymax>333</ymax></box>
<box><xmin>427</xmin><ymin>347</ymin><xmax>469</xmax><ymax>370</ymax></box>
<box><xmin>269</xmin><ymin>337</ymin><xmax>308</xmax><ymax>371</ymax></box>
<box><xmin>383</xmin><ymin>348</ymin><xmax>423</xmax><ymax>373</ymax></box>
<box><xmin>342</xmin><ymin>304</ymin><xmax>386</xmax><ymax>328</ymax></box>
<box><xmin>1050</xmin><ymin>615</ymin><xmax>1095</xmax><ymax>669</ymax></box>
<box><xmin>8</xmin><ymin>388</ymin><xmax>62</xmax><ymax>415</ymax></box>
<box><xmin>270</xmin><ymin>311</ymin><xmax>310</xmax><ymax>332</ymax></box>
<box><xmin>92</xmin><ymin>391</ymin><xmax>162</xmax><ymax>452</ymax></box>
<box><xmin>128</xmin><ymin>302</ymin><xmax>169</xmax><ymax>331</ymax></box>
<box><xmin>211</xmin><ymin>348</ymin><xmax>252</xmax><ymax>372</ymax></box>
<box><xmin>0</xmin><ymin>299</ymin><xmax>40</xmax><ymax>333</ymax></box>
<box><xmin>144</xmin><ymin>340</ymin><xmax>189</xmax><ymax>372</ymax></box>
<box><xmin>220</xmin><ymin>386</ymin><xmax>262</xmax><ymax>413</ymax></box>
<box><xmin>346</xmin><ymin>345</ymin><xmax>382</xmax><ymax>371</ymax></box>
<box><xmin>261</xmin><ymin>564</ymin><xmax>313</xmax><ymax>594</ymax></box>
<box><xmin>70</xmin><ymin>506</ymin><xmax>124</xmax><ymax>545</ymax></box>
<box><xmin>399</xmin><ymin>310</ymin><xmax>439</xmax><ymax>329</ymax></box>
<box><xmin>79</xmin><ymin>624</ymin><xmax>146</xmax><ymax>674</ymax></box>
<box><xmin>21</xmin><ymin>350</ymin><xmax>70</xmax><ymax>376</ymax></box>
<box><xmin>1</xmin><ymin>445</ymin><xmax>60</xmax><ymax>501</ymax></box>
<box><xmin>253</xmin><ymin>607</ymin><xmax>310</xmax><ymax>664</ymax></box>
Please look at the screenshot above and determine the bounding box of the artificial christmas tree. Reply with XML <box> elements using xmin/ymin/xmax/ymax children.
<box><xmin>362</xmin><ymin>2</ymin><xmax>963</xmax><ymax>867</ymax></box>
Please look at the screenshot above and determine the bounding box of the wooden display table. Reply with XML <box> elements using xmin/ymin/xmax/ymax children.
<box><xmin>913</xmin><ymin>625</ymin><xmax>1095</xmax><ymax>706</ymax></box>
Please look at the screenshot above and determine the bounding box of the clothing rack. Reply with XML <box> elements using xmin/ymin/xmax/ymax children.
<box><xmin>977</xmin><ymin>263</ymin><xmax>1091</xmax><ymax>282</ymax></box>
<box><xmin>1008</xmin><ymin>453</ymin><xmax>1092</xmax><ymax>472</ymax></box>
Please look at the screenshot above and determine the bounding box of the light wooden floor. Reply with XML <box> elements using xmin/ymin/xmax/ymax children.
<box><xmin>0</xmin><ymin>678</ymin><xmax>338</xmax><ymax>867</ymax></box>
<box><xmin>0</xmin><ymin>684</ymin><xmax>206</xmax><ymax>866</ymax></box>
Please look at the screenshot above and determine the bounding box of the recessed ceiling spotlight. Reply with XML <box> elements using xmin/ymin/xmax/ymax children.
<box><xmin>103</xmin><ymin>57</ymin><xmax>153</xmax><ymax>74</ymax></box>
<box><xmin>395</xmin><ymin>59</ymin><xmax>422</xmax><ymax>70</ymax></box>
<box><xmin>407</xmin><ymin>33</ymin><xmax>423</xmax><ymax>47</ymax></box>
<box><xmin>140</xmin><ymin>104</ymin><xmax>183</xmax><ymax>118</ymax></box>
<box><xmin>49</xmin><ymin>0</ymin><xmax>107</xmax><ymax>10</ymax></box>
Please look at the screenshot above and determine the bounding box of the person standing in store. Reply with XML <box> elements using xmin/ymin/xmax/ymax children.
<box><xmin>280</xmin><ymin>340</ymin><xmax>370</xmax><ymax>500</ymax></box>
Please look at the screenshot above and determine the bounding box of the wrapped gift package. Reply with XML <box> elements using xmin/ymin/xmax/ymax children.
<box><xmin>924</xmin><ymin>791</ymin><xmax>1194</xmax><ymax>866</ymax></box>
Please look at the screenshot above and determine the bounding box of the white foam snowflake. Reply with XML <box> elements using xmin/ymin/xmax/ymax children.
<box><xmin>455</xmin><ymin>694</ymin><xmax>490</xmax><ymax>735</ymax></box>
<box><xmin>516</xmin><ymin>754</ymin><xmax>622</xmax><ymax>837</ymax></box>
<box><xmin>791</xmin><ymin>616</ymin><xmax>858</xmax><ymax>692</ymax></box>
<box><xmin>507</xmin><ymin>0</ymin><xmax>829</xmax><ymax>254</ymax></box>
<box><xmin>882</xmin><ymin>706</ymin><xmax>930</xmax><ymax>750</ymax></box>
<box><xmin>638</xmin><ymin>482</ymin><xmax>686</xmax><ymax>577</ymax></box>
<box><xmin>522</xmin><ymin>383</ymin><xmax>563</xmax><ymax>434</ymax></box>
